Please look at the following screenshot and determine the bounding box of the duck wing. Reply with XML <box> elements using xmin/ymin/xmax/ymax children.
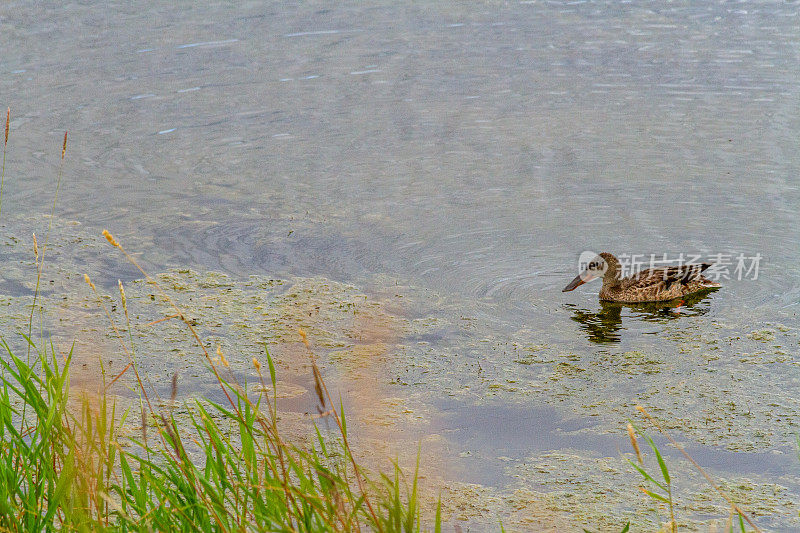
<box><xmin>622</xmin><ymin>263</ymin><xmax>712</xmax><ymax>290</ymax></box>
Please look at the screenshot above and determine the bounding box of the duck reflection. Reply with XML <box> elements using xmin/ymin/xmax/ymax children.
<box><xmin>565</xmin><ymin>292</ymin><xmax>714</xmax><ymax>344</ymax></box>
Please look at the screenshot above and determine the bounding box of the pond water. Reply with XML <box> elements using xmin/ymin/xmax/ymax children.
<box><xmin>2</xmin><ymin>1</ymin><xmax>800</xmax><ymax>530</ymax></box>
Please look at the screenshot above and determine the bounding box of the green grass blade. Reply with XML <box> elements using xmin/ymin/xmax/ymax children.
<box><xmin>652</xmin><ymin>444</ymin><xmax>671</xmax><ymax>485</ymax></box>
<box><xmin>641</xmin><ymin>488</ymin><xmax>670</xmax><ymax>504</ymax></box>
<box><xmin>626</xmin><ymin>458</ymin><xmax>668</xmax><ymax>493</ymax></box>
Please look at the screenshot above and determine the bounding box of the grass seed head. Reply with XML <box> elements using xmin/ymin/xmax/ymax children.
<box><xmin>252</xmin><ymin>357</ymin><xmax>262</xmax><ymax>372</ymax></box>
<box><xmin>32</xmin><ymin>233</ymin><xmax>38</xmax><ymax>260</ymax></box>
<box><xmin>627</xmin><ymin>423</ymin><xmax>643</xmax><ymax>464</ymax></box>
<box><xmin>298</xmin><ymin>327</ymin><xmax>310</xmax><ymax>348</ymax></box>
<box><xmin>102</xmin><ymin>229</ymin><xmax>120</xmax><ymax>247</ymax></box>
<box><xmin>4</xmin><ymin>107</ymin><xmax>9</xmax><ymax>145</ymax></box>
<box><xmin>118</xmin><ymin>280</ymin><xmax>128</xmax><ymax>317</ymax></box>
<box><xmin>216</xmin><ymin>344</ymin><xmax>229</xmax><ymax>367</ymax></box>
<box><xmin>83</xmin><ymin>273</ymin><xmax>96</xmax><ymax>291</ymax></box>
<box><xmin>61</xmin><ymin>131</ymin><xmax>67</xmax><ymax>159</ymax></box>
<box><xmin>170</xmin><ymin>372</ymin><xmax>178</xmax><ymax>403</ymax></box>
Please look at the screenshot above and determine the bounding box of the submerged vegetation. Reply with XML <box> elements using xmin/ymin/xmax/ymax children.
<box><xmin>0</xmin><ymin>111</ymin><xmax>775</xmax><ymax>531</ymax></box>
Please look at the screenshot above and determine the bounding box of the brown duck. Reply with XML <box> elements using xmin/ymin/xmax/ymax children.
<box><xmin>562</xmin><ymin>252</ymin><xmax>720</xmax><ymax>303</ymax></box>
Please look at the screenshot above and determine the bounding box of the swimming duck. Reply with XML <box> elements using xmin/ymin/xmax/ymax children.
<box><xmin>562</xmin><ymin>252</ymin><xmax>720</xmax><ymax>303</ymax></box>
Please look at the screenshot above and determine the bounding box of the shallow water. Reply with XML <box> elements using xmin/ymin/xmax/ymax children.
<box><xmin>3</xmin><ymin>0</ymin><xmax>800</xmax><ymax>529</ymax></box>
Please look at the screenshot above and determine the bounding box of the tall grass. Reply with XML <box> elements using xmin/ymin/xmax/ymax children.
<box><xmin>0</xmin><ymin>118</ymin><xmax>439</xmax><ymax>532</ymax></box>
<box><xmin>0</xmin><ymin>333</ymin><xmax>437</xmax><ymax>531</ymax></box>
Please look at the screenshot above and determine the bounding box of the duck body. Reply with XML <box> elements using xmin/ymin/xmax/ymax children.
<box><xmin>598</xmin><ymin>265</ymin><xmax>720</xmax><ymax>303</ymax></box>
<box><xmin>563</xmin><ymin>252</ymin><xmax>721</xmax><ymax>303</ymax></box>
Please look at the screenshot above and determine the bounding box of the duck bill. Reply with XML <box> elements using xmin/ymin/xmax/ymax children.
<box><xmin>562</xmin><ymin>272</ymin><xmax>596</xmax><ymax>292</ymax></box>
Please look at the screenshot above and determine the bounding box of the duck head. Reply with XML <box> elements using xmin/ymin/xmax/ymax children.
<box><xmin>562</xmin><ymin>252</ymin><xmax>620</xmax><ymax>292</ymax></box>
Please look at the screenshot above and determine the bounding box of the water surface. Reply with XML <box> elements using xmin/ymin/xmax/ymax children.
<box><xmin>2</xmin><ymin>1</ymin><xmax>800</xmax><ymax>529</ymax></box>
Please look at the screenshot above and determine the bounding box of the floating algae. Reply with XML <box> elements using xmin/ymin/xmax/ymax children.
<box><xmin>2</xmin><ymin>221</ymin><xmax>800</xmax><ymax>528</ymax></box>
<box><xmin>748</xmin><ymin>329</ymin><xmax>777</xmax><ymax>342</ymax></box>
<box><xmin>389</xmin><ymin>285</ymin><xmax>800</xmax><ymax>453</ymax></box>
<box><xmin>505</xmin><ymin>449</ymin><xmax>800</xmax><ymax>531</ymax></box>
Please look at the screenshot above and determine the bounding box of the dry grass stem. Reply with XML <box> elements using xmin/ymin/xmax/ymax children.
<box><xmin>100</xmin><ymin>228</ymin><xmax>237</xmax><ymax>410</ymax></box>
<box><xmin>0</xmin><ymin>107</ymin><xmax>8</xmax><ymax>233</ymax></box>
<box><xmin>27</xmin><ymin>131</ymin><xmax>69</xmax><ymax>358</ymax></box>
<box><xmin>144</xmin><ymin>313</ymin><xmax>180</xmax><ymax>326</ymax></box>
<box><xmin>297</xmin><ymin>327</ymin><xmax>383</xmax><ymax>532</ymax></box>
